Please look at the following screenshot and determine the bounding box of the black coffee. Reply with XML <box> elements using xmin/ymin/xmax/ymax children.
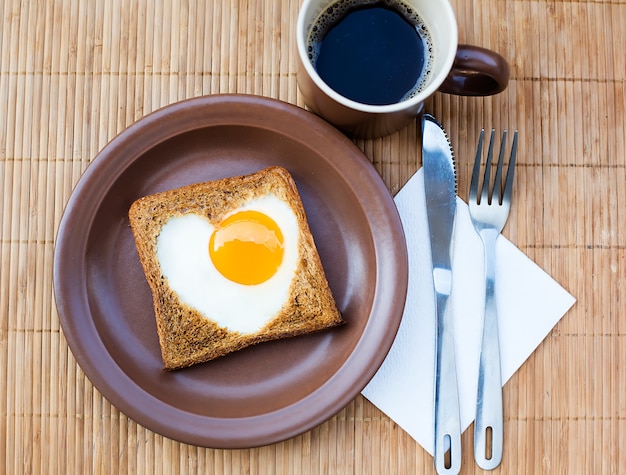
<box><xmin>307</xmin><ymin>0</ymin><xmax>433</xmax><ymax>106</ymax></box>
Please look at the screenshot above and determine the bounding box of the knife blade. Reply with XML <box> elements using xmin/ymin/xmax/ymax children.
<box><xmin>422</xmin><ymin>114</ymin><xmax>461</xmax><ymax>475</ymax></box>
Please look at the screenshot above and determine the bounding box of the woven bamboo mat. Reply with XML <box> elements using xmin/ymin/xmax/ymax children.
<box><xmin>1</xmin><ymin>0</ymin><xmax>624</xmax><ymax>473</ymax></box>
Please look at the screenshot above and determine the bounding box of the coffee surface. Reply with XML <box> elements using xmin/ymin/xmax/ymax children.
<box><xmin>308</xmin><ymin>1</ymin><xmax>432</xmax><ymax>106</ymax></box>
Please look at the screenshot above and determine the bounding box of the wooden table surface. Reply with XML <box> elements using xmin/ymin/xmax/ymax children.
<box><xmin>1</xmin><ymin>0</ymin><xmax>623</xmax><ymax>473</ymax></box>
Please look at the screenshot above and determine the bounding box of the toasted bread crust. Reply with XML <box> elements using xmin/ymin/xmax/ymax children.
<box><xmin>128</xmin><ymin>166</ymin><xmax>343</xmax><ymax>370</ymax></box>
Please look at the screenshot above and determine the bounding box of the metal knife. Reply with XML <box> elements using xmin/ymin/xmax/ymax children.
<box><xmin>422</xmin><ymin>114</ymin><xmax>461</xmax><ymax>475</ymax></box>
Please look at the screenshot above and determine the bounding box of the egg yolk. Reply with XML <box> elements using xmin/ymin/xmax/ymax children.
<box><xmin>209</xmin><ymin>210</ymin><xmax>285</xmax><ymax>285</ymax></box>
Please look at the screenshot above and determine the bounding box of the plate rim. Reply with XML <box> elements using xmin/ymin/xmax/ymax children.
<box><xmin>53</xmin><ymin>94</ymin><xmax>408</xmax><ymax>448</ymax></box>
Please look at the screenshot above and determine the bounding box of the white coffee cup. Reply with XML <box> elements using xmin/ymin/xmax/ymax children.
<box><xmin>296</xmin><ymin>0</ymin><xmax>509</xmax><ymax>138</ymax></box>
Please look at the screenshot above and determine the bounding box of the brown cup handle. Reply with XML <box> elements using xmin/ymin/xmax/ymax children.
<box><xmin>438</xmin><ymin>44</ymin><xmax>510</xmax><ymax>96</ymax></box>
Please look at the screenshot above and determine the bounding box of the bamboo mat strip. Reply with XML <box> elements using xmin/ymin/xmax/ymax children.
<box><xmin>1</xmin><ymin>0</ymin><xmax>625</xmax><ymax>473</ymax></box>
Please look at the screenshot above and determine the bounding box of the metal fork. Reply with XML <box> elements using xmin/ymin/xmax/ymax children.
<box><xmin>468</xmin><ymin>128</ymin><xmax>518</xmax><ymax>470</ymax></box>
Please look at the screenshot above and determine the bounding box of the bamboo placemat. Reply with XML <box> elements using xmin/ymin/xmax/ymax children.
<box><xmin>1</xmin><ymin>0</ymin><xmax>624</xmax><ymax>473</ymax></box>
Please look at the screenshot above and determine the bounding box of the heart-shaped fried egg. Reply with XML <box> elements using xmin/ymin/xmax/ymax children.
<box><xmin>156</xmin><ymin>194</ymin><xmax>300</xmax><ymax>334</ymax></box>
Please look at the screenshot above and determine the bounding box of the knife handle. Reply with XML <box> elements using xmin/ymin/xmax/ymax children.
<box><xmin>434</xmin><ymin>293</ymin><xmax>462</xmax><ymax>475</ymax></box>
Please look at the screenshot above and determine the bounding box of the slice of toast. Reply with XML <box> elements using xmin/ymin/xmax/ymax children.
<box><xmin>128</xmin><ymin>166</ymin><xmax>344</xmax><ymax>370</ymax></box>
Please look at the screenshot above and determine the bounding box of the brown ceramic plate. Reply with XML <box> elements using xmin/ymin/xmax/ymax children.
<box><xmin>53</xmin><ymin>94</ymin><xmax>408</xmax><ymax>448</ymax></box>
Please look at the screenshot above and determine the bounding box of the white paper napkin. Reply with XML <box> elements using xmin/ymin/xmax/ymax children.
<box><xmin>361</xmin><ymin>168</ymin><xmax>576</xmax><ymax>455</ymax></box>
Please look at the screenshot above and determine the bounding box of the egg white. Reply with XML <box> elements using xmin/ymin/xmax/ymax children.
<box><xmin>155</xmin><ymin>194</ymin><xmax>300</xmax><ymax>334</ymax></box>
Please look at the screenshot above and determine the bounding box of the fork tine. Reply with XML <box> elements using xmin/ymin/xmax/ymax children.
<box><xmin>492</xmin><ymin>130</ymin><xmax>508</xmax><ymax>205</ymax></box>
<box><xmin>470</xmin><ymin>129</ymin><xmax>485</xmax><ymax>203</ymax></box>
<box><xmin>502</xmin><ymin>131</ymin><xmax>518</xmax><ymax>203</ymax></box>
<box><xmin>481</xmin><ymin>130</ymin><xmax>496</xmax><ymax>204</ymax></box>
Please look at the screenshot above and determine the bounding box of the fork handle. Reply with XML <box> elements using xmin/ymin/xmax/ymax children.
<box><xmin>474</xmin><ymin>231</ymin><xmax>504</xmax><ymax>470</ymax></box>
